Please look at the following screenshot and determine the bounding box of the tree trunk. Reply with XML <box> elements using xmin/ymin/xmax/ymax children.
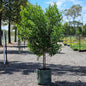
<box><xmin>69</xmin><ymin>22</ymin><xmax>72</xmax><ymax>46</ymax></box>
<box><xmin>0</xmin><ymin>12</ymin><xmax>2</xmax><ymax>46</ymax></box>
<box><xmin>43</xmin><ymin>50</ymin><xmax>46</xmax><ymax>69</ymax></box>
<box><xmin>73</xmin><ymin>18</ymin><xmax>76</xmax><ymax>35</ymax></box>
<box><xmin>79</xmin><ymin>35</ymin><xmax>81</xmax><ymax>51</ymax></box>
<box><xmin>14</xmin><ymin>28</ymin><xmax>17</xmax><ymax>42</ymax></box>
<box><xmin>18</xmin><ymin>31</ymin><xmax>21</xmax><ymax>53</ymax></box>
<box><xmin>5</xmin><ymin>33</ymin><xmax>8</xmax><ymax>64</ymax></box>
<box><xmin>8</xmin><ymin>20</ymin><xmax>11</xmax><ymax>43</ymax></box>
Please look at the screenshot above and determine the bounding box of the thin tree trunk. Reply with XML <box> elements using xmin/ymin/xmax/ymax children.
<box><xmin>14</xmin><ymin>28</ymin><xmax>17</xmax><ymax>42</ymax></box>
<box><xmin>79</xmin><ymin>35</ymin><xmax>81</xmax><ymax>51</ymax></box>
<box><xmin>8</xmin><ymin>20</ymin><xmax>11</xmax><ymax>43</ymax></box>
<box><xmin>0</xmin><ymin>12</ymin><xmax>2</xmax><ymax>46</ymax></box>
<box><xmin>18</xmin><ymin>30</ymin><xmax>21</xmax><ymax>53</ymax></box>
<box><xmin>5</xmin><ymin>33</ymin><xmax>8</xmax><ymax>64</ymax></box>
<box><xmin>43</xmin><ymin>50</ymin><xmax>46</xmax><ymax>69</ymax></box>
<box><xmin>69</xmin><ymin>21</ymin><xmax>72</xmax><ymax>46</ymax></box>
<box><xmin>73</xmin><ymin>18</ymin><xmax>76</xmax><ymax>35</ymax></box>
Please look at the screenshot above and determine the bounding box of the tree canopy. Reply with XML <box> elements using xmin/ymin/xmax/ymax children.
<box><xmin>17</xmin><ymin>3</ymin><xmax>63</xmax><ymax>57</ymax></box>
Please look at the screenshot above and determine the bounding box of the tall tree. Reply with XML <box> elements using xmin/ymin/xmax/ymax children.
<box><xmin>64</xmin><ymin>5</ymin><xmax>82</xmax><ymax>35</ymax></box>
<box><xmin>63</xmin><ymin>22</ymin><xmax>75</xmax><ymax>36</ymax></box>
<box><xmin>3</xmin><ymin>0</ymin><xmax>15</xmax><ymax>43</ymax></box>
<box><xmin>12</xmin><ymin>25</ymin><xmax>17</xmax><ymax>42</ymax></box>
<box><xmin>3</xmin><ymin>0</ymin><xmax>28</xmax><ymax>43</ymax></box>
<box><xmin>0</xmin><ymin>0</ymin><xmax>3</xmax><ymax>45</ymax></box>
<box><xmin>63</xmin><ymin>22</ymin><xmax>69</xmax><ymax>36</ymax></box>
<box><xmin>68</xmin><ymin>5</ymin><xmax>82</xmax><ymax>22</ymax></box>
<box><xmin>82</xmin><ymin>24</ymin><xmax>86</xmax><ymax>36</ymax></box>
<box><xmin>13</xmin><ymin>0</ymin><xmax>28</xmax><ymax>42</ymax></box>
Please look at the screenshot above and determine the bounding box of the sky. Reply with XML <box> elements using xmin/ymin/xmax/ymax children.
<box><xmin>29</xmin><ymin>0</ymin><xmax>86</xmax><ymax>24</ymax></box>
<box><xmin>2</xmin><ymin>0</ymin><xmax>86</xmax><ymax>30</ymax></box>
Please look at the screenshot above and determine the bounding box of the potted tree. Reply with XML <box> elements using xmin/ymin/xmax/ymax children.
<box><xmin>17</xmin><ymin>2</ymin><xmax>63</xmax><ymax>85</ymax></box>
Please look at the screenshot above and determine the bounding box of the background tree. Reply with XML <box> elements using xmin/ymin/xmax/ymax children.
<box><xmin>63</xmin><ymin>22</ymin><xmax>75</xmax><ymax>36</ymax></box>
<box><xmin>63</xmin><ymin>22</ymin><xmax>69</xmax><ymax>36</ymax></box>
<box><xmin>76</xmin><ymin>21</ymin><xmax>83</xmax><ymax>36</ymax></box>
<box><xmin>12</xmin><ymin>25</ymin><xmax>17</xmax><ymax>42</ymax></box>
<box><xmin>65</xmin><ymin>5</ymin><xmax>82</xmax><ymax>34</ymax></box>
<box><xmin>3</xmin><ymin>0</ymin><xmax>28</xmax><ymax>43</ymax></box>
<box><xmin>82</xmin><ymin>24</ymin><xmax>86</xmax><ymax>36</ymax></box>
<box><xmin>13</xmin><ymin>0</ymin><xmax>28</xmax><ymax>42</ymax></box>
<box><xmin>3</xmin><ymin>0</ymin><xmax>15</xmax><ymax>43</ymax></box>
<box><xmin>17</xmin><ymin>3</ymin><xmax>63</xmax><ymax>69</ymax></box>
<box><xmin>0</xmin><ymin>0</ymin><xmax>3</xmax><ymax>45</ymax></box>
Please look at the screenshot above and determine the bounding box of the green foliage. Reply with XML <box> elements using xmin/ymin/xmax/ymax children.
<box><xmin>68</xmin><ymin>5</ymin><xmax>82</xmax><ymax>19</ymax></box>
<box><xmin>63</xmin><ymin>22</ymin><xmax>75</xmax><ymax>36</ymax></box>
<box><xmin>2</xmin><ymin>0</ymin><xmax>28</xmax><ymax>43</ymax></box>
<box><xmin>64</xmin><ymin>5</ymin><xmax>82</xmax><ymax>36</ymax></box>
<box><xmin>82</xmin><ymin>24</ymin><xmax>86</xmax><ymax>36</ymax></box>
<box><xmin>13</xmin><ymin>0</ymin><xmax>28</xmax><ymax>24</ymax></box>
<box><xmin>17</xmin><ymin>3</ymin><xmax>63</xmax><ymax>57</ymax></box>
<box><xmin>63</xmin><ymin>36</ymin><xmax>86</xmax><ymax>51</ymax></box>
<box><xmin>2</xmin><ymin>0</ymin><xmax>27</xmax><ymax>23</ymax></box>
<box><xmin>76</xmin><ymin>26</ymin><xmax>82</xmax><ymax>35</ymax></box>
<box><xmin>64</xmin><ymin>5</ymin><xmax>82</xmax><ymax>20</ymax></box>
<box><xmin>63</xmin><ymin>22</ymin><xmax>69</xmax><ymax>35</ymax></box>
<box><xmin>70</xmin><ymin>43</ymin><xmax>86</xmax><ymax>50</ymax></box>
<box><xmin>0</xmin><ymin>0</ymin><xmax>3</xmax><ymax>12</ymax></box>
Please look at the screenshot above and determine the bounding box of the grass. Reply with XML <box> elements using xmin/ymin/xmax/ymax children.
<box><xmin>70</xmin><ymin>43</ymin><xmax>86</xmax><ymax>50</ymax></box>
<box><xmin>63</xmin><ymin>36</ymin><xmax>86</xmax><ymax>51</ymax></box>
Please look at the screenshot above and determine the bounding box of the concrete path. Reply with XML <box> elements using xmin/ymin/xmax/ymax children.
<box><xmin>0</xmin><ymin>43</ymin><xmax>86</xmax><ymax>86</ymax></box>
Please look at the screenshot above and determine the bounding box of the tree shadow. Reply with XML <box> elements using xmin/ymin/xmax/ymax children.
<box><xmin>0</xmin><ymin>50</ymin><xmax>33</xmax><ymax>54</ymax></box>
<box><xmin>51</xmin><ymin>81</ymin><xmax>86</xmax><ymax>86</ymax></box>
<box><xmin>56</xmin><ymin>52</ymin><xmax>65</xmax><ymax>54</ymax></box>
<box><xmin>0</xmin><ymin>60</ymin><xmax>86</xmax><ymax>86</ymax></box>
<box><xmin>0</xmin><ymin>61</ymin><xmax>41</xmax><ymax>75</ymax></box>
<box><xmin>7</xmin><ymin>45</ymin><xmax>27</xmax><ymax>48</ymax></box>
<box><xmin>47</xmin><ymin>64</ymin><xmax>86</xmax><ymax>76</ymax></box>
<box><xmin>1</xmin><ymin>61</ymin><xmax>86</xmax><ymax>85</ymax></box>
<box><xmin>49</xmin><ymin>63</ymin><xmax>86</xmax><ymax>86</ymax></box>
<box><xmin>0</xmin><ymin>62</ymin><xmax>86</xmax><ymax>76</ymax></box>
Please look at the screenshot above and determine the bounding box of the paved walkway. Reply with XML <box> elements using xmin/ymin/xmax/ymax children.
<box><xmin>0</xmin><ymin>43</ymin><xmax>86</xmax><ymax>86</ymax></box>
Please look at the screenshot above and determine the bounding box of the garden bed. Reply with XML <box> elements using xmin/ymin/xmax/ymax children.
<box><xmin>63</xmin><ymin>37</ymin><xmax>86</xmax><ymax>52</ymax></box>
<box><xmin>70</xmin><ymin>43</ymin><xmax>86</xmax><ymax>51</ymax></box>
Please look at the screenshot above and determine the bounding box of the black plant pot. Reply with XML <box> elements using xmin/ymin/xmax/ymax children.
<box><xmin>79</xmin><ymin>50</ymin><xmax>86</xmax><ymax>52</ymax></box>
<box><xmin>74</xmin><ymin>49</ymin><xmax>78</xmax><ymax>51</ymax></box>
<box><xmin>64</xmin><ymin>44</ymin><xmax>67</xmax><ymax>46</ymax></box>
<box><xmin>36</xmin><ymin>68</ymin><xmax>51</xmax><ymax>85</ymax></box>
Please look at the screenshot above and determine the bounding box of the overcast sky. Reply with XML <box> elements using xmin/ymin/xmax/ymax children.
<box><xmin>2</xmin><ymin>0</ymin><xmax>86</xmax><ymax>30</ymax></box>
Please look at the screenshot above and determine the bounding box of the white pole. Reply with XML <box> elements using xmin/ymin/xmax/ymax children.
<box><xmin>3</xmin><ymin>31</ymin><xmax>6</xmax><ymax>64</ymax></box>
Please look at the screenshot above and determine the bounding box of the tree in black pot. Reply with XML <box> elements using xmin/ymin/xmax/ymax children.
<box><xmin>17</xmin><ymin>2</ymin><xmax>63</xmax><ymax>85</ymax></box>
